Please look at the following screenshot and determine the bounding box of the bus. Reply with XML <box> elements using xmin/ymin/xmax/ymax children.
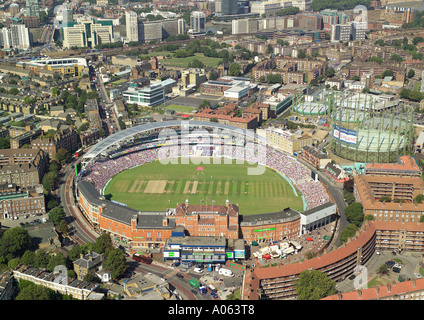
<box><xmin>75</xmin><ymin>148</ymin><xmax>83</xmax><ymax>158</ymax></box>
<box><xmin>132</xmin><ymin>253</ymin><xmax>152</xmax><ymax>264</ymax></box>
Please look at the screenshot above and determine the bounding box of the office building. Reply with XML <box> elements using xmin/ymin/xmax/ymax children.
<box><xmin>123</xmin><ymin>79</ymin><xmax>176</xmax><ymax>107</ymax></box>
<box><xmin>190</xmin><ymin>11</ymin><xmax>206</xmax><ymax>34</ymax></box>
<box><xmin>217</xmin><ymin>0</ymin><xmax>238</xmax><ymax>15</ymax></box>
<box><xmin>250</xmin><ymin>0</ymin><xmax>291</xmax><ymax>16</ymax></box>
<box><xmin>138</xmin><ymin>20</ymin><xmax>163</xmax><ymax>43</ymax></box>
<box><xmin>161</xmin><ymin>19</ymin><xmax>179</xmax><ymax>39</ymax></box>
<box><xmin>62</xmin><ymin>18</ymin><xmax>113</xmax><ymax>49</ymax></box>
<box><xmin>126</xmin><ymin>11</ymin><xmax>138</xmax><ymax>42</ymax></box>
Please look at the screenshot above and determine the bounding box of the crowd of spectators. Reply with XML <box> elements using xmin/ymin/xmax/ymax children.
<box><xmin>80</xmin><ymin>141</ymin><xmax>330</xmax><ymax>210</ymax></box>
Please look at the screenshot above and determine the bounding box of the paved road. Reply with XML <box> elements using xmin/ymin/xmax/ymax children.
<box><xmin>297</xmin><ymin>158</ymin><xmax>348</xmax><ymax>249</ymax></box>
<box><xmin>57</xmin><ymin>160</ymin><xmax>97</xmax><ymax>244</ymax></box>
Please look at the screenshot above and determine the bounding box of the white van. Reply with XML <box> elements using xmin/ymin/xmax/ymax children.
<box><xmin>208</xmin><ymin>284</ymin><xmax>217</xmax><ymax>292</ymax></box>
<box><xmin>193</xmin><ymin>267</ymin><xmax>203</xmax><ymax>274</ymax></box>
<box><xmin>218</xmin><ymin>268</ymin><xmax>234</xmax><ymax>277</ymax></box>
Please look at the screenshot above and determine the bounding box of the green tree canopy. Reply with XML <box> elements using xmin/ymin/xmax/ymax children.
<box><xmin>0</xmin><ymin>227</ymin><xmax>31</xmax><ymax>262</ymax></box>
<box><xmin>105</xmin><ymin>248</ymin><xmax>127</xmax><ymax>280</ymax></box>
<box><xmin>48</xmin><ymin>207</ymin><xmax>66</xmax><ymax>226</ymax></box>
<box><xmin>295</xmin><ymin>269</ymin><xmax>336</xmax><ymax>300</ymax></box>
<box><xmin>344</xmin><ymin>202</ymin><xmax>364</xmax><ymax>227</ymax></box>
<box><xmin>229</xmin><ymin>62</ymin><xmax>242</xmax><ymax>77</ymax></box>
<box><xmin>340</xmin><ymin>223</ymin><xmax>359</xmax><ymax>243</ymax></box>
<box><xmin>93</xmin><ymin>233</ymin><xmax>114</xmax><ymax>256</ymax></box>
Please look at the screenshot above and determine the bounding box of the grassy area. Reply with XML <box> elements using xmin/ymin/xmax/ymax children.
<box><xmin>104</xmin><ymin>158</ymin><xmax>303</xmax><ymax>215</ymax></box>
<box><xmin>162</xmin><ymin>53</ymin><xmax>222</xmax><ymax>68</ymax></box>
<box><xmin>141</xmin><ymin>51</ymin><xmax>174</xmax><ymax>59</ymax></box>
<box><xmin>367</xmin><ymin>275</ymin><xmax>393</xmax><ymax>288</ymax></box>
<box><xmin>164</xmin><ymin>105</ymin><xmax>197</xmax><ymax>114</ymax></box>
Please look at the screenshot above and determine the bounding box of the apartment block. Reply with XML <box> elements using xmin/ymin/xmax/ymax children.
<box><xmin>0</xmin><ymin>149</ymin><xmax>49</xmax><ymax>188</ymax></box>
<box><xmin>62</xmin><ymin>18</ymin><xmax>113</xmax><ymax>49</ymax></box>
<box><xmin>0</xmin><ymin>183</ymin><xmax>45</xmax><ymax>219</ymax></box>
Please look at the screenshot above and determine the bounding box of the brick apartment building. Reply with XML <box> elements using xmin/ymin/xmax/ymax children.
<box><xmin>174</xmin><ymin>200</ymin><xmax>240</xmax><ymax>239</ymax></box>
<box><xmin>354</xmin><ymin>174</ymin><xmax>424</xmax><ymax>223</ymax></box>
<box><xmin>30</xmin><ymin>128</ymin><xmax>81</xmax><ymax>161</ymax></box>
<box><xmin>0</xmin><ymin>149</ymin><xmax>49</xmax><ymax>188</ymax></box>
<box><xmin>0</xmin><ymin>183</ymin><xmax>45</xmax><ymax>219</ymax></box>
<box><xmin>193</xmin><ymin>108</ymin><xmax>258</xmax><ymax>130</ymax></box>
<box><xmin>299</xmin><ymin>145</ymin><xmax>331</xmax><ymax>169</ymax></box>
<box><xmin>243</xmin><ymin>220</ymin><xmax>424</xmax><ymax>300</ymax></box>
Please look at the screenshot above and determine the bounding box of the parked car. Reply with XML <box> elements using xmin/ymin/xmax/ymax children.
<box><xmin>176</xmin><ymin>273</ymin><xmax>184</xmax><ymax>279</ymax></box>
<box><xmin>392</xmin><ymin>267</ymin><xmax>401</xmax><ymax>273</ymax></box>
<box><xmin>414</xmin><ymin>273</ymin><xmax>422</xmax><ymax>279</ymax></box>
<box><xmin>385</xmin><ymin>261</ymin><xmax>395</xmax><ymax>268</ymax></box>
<box><xmin>191</xmin><ymin>289</ymin><xmax>197</xmax><ymax>295</ymax></box>
<box><xmin>210</xmin><ymin>292</ymin><xmax>218</xmax><ymax>299</ymax></box>
<box><xmin>348</xmin><ymin>274</ymin><xmax>356</xmax><ymax>280</ymax></box>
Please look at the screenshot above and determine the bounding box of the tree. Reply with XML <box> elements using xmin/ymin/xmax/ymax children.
<box><xmin>229</xmin><ymin>62</ymin><xmax>242</xmax><ymax>77</ymax></box>
<box><xmin>59</xmin><ymin>220</ymin><xmax>69</xmax><ymax>235</ymax></box>
<box><xmin>377</xmin><ymin>263</ymin><xmax>389</xmax><ymax>275</ymax></box>
<box><xmin>297</xmin><ymin>49</ymin><xmax>306</xmax><ymax>59</ymax></box>
<box><xmin>389</xmin><ymin>53</ymin><xmax>403</xmax><ymax>63</ymax></box>
<box><xmin>42</xmin><ymin>171</ymin><xmax>57</xmax><ymax>192</ymax></box>
<box><xmin>105</xmin><ymin>248</ymin><xmax>127</xmax><ymax>280</ymax></box>
<box><xmin>325</xmin><ymin>67</ymin><xmax>335</xmax><ymax>78</ymax></box>
<box><xmin>20</xmin><ymin>250</ymin><xmax>36</xmax><ymax>266</ymax></box>
<box><xmin>199</xmin><ymin>100</ymin><xmax>211</xmax><ymax>109</ymax></box>
<box><xmin>67</xmin><ymin>245</ymin><xmax>84</xmax><ymax>261</ymax></box>
<box><xmin>48</xmin><ymin>207</ymin><xmax>66</xmax><ymax>226</ymax></box>
<box><xmin>46</xmin><ymin>252</ymin><xmax>69</xmax><ymax>272</ymax></box>
<box><xmin>415</xmin><ymin>194</ymin><xmax>424</xmax><ymax>203</ymax></box>
<box><xmin>365</xmin><ymin>214</ymin><xmax>375</xmax><ymax>221</ymax></box>
<box><xmin>382</xmin><ymin>69</ymin><xmax>394</xmax><ymax>78</ymax></box>
<box><xmin>340</xmin><ymin>224</ymin><xmax>359</xmax><ymax>243</ymax></box>
<box><xmin>344</xmin><ymin>202</ymin><xmax>364</xmax><ymax>227</ymax></box>
<box><xmin>209</xmin><ymin>71</ymin><xmax>219</xmax><ymax>81</ymax></box>
<box><xmin>16</xmin><ymin>282</ymin><xmax>54</xmax><ymax>300</ymax></box>
<box><xmin>55</xmin><ymin>148</ymin><xmax>70</xmax><ymax>164</ymax></box>
<box><xmin>295</xmin><ymin>269</ymin><xmax>336</xmax><ymax>300</ymax></box>
<box><xmin>33</xmin><ymin>250</ymin><xmax>50</xmax><ymax>268</ymax></box>
<box><xmin>0</xmin><ymin>227</ymin><xmax>31</xmax><ymax>262</ymax></box>
<box><xmin>93</xmin><ymin>233</ymin><xmax>113</xmax><ymax>256</ymax></box>
<box><xmin>408</xmin><ymin>69</ymin><xmax>416</xmax><ymax>78</ymax></box>
<box><xmin>343</xmin><ymin>191</ymin><xmax>355</xmax><ymax>205</ymax></box>
<box><xmin>0</xmin><ymin>137</ymin><xmax>10</xmax><ymax>149</ymax></box>
<box><xmin>188</xmin><ymin>58</ymin><xmax>204</xmax><ymax>68</ymax></box>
